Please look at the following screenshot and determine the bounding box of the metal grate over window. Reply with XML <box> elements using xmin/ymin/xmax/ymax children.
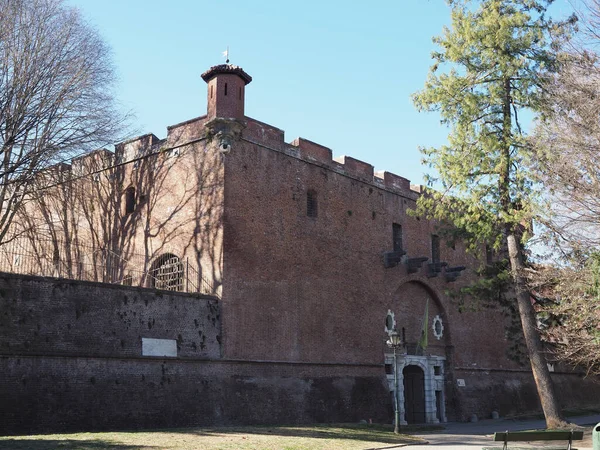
<box><xmin>307</xmin><ymin>190</ymin><xmax>318</xmax><ymax>218</ymax></box>
<box><xmin>150</xmin><ymin>253</ymin><xmax>184</xmax><ymax>291</ymax></box>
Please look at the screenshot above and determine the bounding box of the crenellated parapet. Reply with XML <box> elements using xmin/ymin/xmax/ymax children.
<box><xmin>290</xmin><ymin>137</ymin><xmax>332</xmax><ymax>163</ymax></box>
<box><xmin>285</xmin><ymin>134</ymin><xmax>420</xmax><ymax>197</ymax></box>
<box><xmin>115</xmin><ymin>133</ymin><xmax>162</xmax><ymax>164</ymax></box>
<box><xmin>96</xmin><ymin>123</ymin><xmax>423</xmax><ymax>201</ymax></box>
<box><xmin>375</xmin><ymin>171</ymin><xmax>410</xmax><ymax>192</ymax></box>
<box><xmin>285</xmin><ymin>133</ymin><xmax>422</xmax><ymax>199</ymax></box>
<box><xmin>71</xmin><ymin>148</ymin><xmax>115</xmax><ymax>177</ymax></box>
<box><xmin>333</xmin><ymin>155</ymin><xmax>374</xmax><ymax>182</ymax></box>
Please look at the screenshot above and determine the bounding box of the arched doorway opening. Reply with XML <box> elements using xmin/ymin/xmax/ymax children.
<box><xmin>403</xmin><ymin>365</ymin><xmax>426</xmax><ymax>424</ymax></box>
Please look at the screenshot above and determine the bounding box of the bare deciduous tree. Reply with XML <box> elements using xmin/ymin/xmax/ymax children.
<box><xmin>533</xmin><ymin>51</ymin><xmax>600</xmax><ymax>254</ymax></box>
<box><xmin>529</xmin><ymin>0</ymin><xmax>600</xmax><ymax>375</ymax></box>
<box><xmin>0</xmin><ymin>0</ymin><xmax>127</xmax><ymax>244</ymax></box>
<box><xmin>527</xmin><ymin>258</ymin><xmax>600</xmax><ymax>376</ymax></box>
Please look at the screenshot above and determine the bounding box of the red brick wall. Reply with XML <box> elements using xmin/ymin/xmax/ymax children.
<box><xmin>0</xmin><ymin>273</ymin><xmax>391</xmax><ymax>434</ymax></box>
<box><xmin>0</xmin><ymin>273</ymin><xmax>221</xmax><ymax>360</ymax></box>
<box><xmin>220</xmin><ymin>134</ymin><xmax>512</xmax><ymax>370</ymax></box>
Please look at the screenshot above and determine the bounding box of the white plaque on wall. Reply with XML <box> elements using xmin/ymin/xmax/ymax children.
<box><xmin>457</xmin><ymin>378</ymin><xmax>466</xmax><ymax>387</ymax></box>
<box><xmin>142</xmin><ymin>338</ymin><xmax>177</xmax><ymax>357</ymax></box>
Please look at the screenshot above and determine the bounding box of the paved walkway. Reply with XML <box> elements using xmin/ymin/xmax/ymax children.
<box><xmin>400</xmin><ymin>414</ymin><xmax>600</xmax><ymax>449</ymax></box>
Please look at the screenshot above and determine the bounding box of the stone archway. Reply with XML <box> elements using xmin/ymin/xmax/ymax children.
<box><xmin>387</xmin><ymin>354</ymin><xmax>447</xmax><ymax>425</ymax></box>
<box><xmin>384</xmin><ymin>278</ymin><xmax>450</xmax><ymax>425</ymax></box>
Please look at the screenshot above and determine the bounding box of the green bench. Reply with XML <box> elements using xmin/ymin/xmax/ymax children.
<box><xmin>484</xmin><ymin>429</ymin><xmax>584</xmax><ymax>450</ymax></box>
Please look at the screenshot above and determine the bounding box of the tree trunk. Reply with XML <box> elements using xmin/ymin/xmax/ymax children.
<box><xmin>506</xmin><ymin>232</ymin><xmax>566</xmax><ymax>428</ymax></box>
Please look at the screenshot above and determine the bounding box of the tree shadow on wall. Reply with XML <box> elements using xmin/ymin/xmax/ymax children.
<box><xmin>0</xmin><ymin>439</ymin><xmax>158</xmax><ymax>449</ymax></box>
<box><xmin>8</xmin><ymin>127</ymin><xmax>224</xmax><ymax>296</ymax></box>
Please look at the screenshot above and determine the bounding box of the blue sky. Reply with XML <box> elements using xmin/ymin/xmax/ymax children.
<box><xmin>68</xmin><ymin>0</ymin><xmax>574</xmax><ymax>186</ymax></box>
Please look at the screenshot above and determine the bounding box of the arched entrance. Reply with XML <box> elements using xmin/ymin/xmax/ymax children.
<box><xmin>403</xmin><ymin>365</ymin><xmax>426</xmax><ymax>424</ymax></box>
<box><xmin>384</xmin><ymin>278</ymin><xmax>450</xmax><ymax>425</ymax></box>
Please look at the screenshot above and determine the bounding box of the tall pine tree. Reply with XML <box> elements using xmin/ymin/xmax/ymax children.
<box><xmin>413</xmin><ymin>0</ymin><xmax>575</xmax><ymax>428</ymax></box>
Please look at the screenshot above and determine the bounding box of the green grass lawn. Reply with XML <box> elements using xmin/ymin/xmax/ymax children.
<box><xmin>0</xmin><ymin>424</ymin><xmax>425</xmax><ymax>450</ymax></box>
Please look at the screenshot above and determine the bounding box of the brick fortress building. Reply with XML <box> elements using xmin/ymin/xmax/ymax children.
<box><xmin>1</xmin><ymin>64</ymin><xmax>598</xmax><ymax>433</ymax></box>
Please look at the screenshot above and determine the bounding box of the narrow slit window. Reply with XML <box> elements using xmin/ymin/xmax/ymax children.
<box><xmin>224</xmin><ymin>83</ymin><xmax>228</xmax><ymax>96</ymax></box>
<box><xmin>210</xmin><ymin>85</ymin><xmax>213</xmax><ymax>98</ymax></box>
<box><xmin>431</xmin><ymin>234</ymin><xmax>440</xmax><ymax>264</ymax></box>
<box><xmin>307</xmin><ymin>190</ymin><xmax>318</xmax><ymax>218</ymax></box>
<box><xmin>125</xmin><ymin>187</ymin><xmax>136</xmax><ymax>215</ymax></box>
<box><xmin>392</xmin><ymin>223</ymin><xmax>403</xmax><ymax>253</ymax></box>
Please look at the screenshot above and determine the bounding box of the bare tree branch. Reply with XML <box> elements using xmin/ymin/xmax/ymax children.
<box><xmin>0</xmin><ymin>0</ymin><xmax>129</xmax><ymax>244</ymax></box>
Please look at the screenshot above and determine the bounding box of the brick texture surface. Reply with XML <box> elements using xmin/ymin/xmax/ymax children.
<box><xmin>0</xmin><ymin>273</ymin><xmax>221</xmax><ymax>359</ymax></box>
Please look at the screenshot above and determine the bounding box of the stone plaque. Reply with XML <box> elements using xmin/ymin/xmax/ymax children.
<box><xmin>142</xmin><ymin>337</ymin><xmax>177</xmax><ymax>357</ymax></box>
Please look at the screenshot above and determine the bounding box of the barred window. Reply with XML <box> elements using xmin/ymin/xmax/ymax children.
<box><xmin>307</xmin><ymin>190</ymin><xmax>318</xmax><ymax>218</ymax></box>
<box><xmin>150</xmin><ymin>253</ymin><xmax>184</xmax><ymax>292</ymax></box>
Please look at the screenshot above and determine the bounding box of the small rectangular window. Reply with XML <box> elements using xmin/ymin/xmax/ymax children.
<box><xmin>224</xmin><ymin>82</ymin><xmax>228</xmax><ymax>96</ymax></box>
<box><xmin>431</xmin><ymin>234</ymin><xmax>440</xmax><ymax>264</ymax></box>
<box><xmin>307</xmin><ymin>190</ymin><xmax>318</xmax><ymax>218</ymax></box>
<box><xmin>392</xmin><ymin>223</ymin><xmax>403</xmax><ymax>253</ymax></box>
<box><xmin>125</xmin><ymin>187</ymin><xmax>136</xmax><ymax>215</ymax></box>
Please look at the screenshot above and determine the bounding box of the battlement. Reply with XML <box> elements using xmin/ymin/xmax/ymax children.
<box><xmin>166</xmin><ymin>115</ymin><xmax>208</xmax><ymax>147</ymax></box>
<box><xmin>95</xmin><ymin>123</ymin><xmax>420</xmax><ymax>200</ymax></box>
<box><xmin>333</xmin><ymin>155</ymin><xmax>374</xmax><ymax>182</ymax></box>
<box><xmin>115</xmin><ymin>133</ymin><xmax>162</xmax><ymax>163</ymax></box>
<box><xmin>284</xmin><ymin>134</ymin><xmax>420</xmax><ymax>198</ymax></box>
<box><xmin>242</xmin><ymin>122</ymin><xmax>420</xmax><ymax>197</ymax></box>
<box><xmin>71</xmin><ymin>148</ymin><xmax>115</xmax><ymax>177</ymax></box>
<box><xmin>374</xmin><ymin>171</ymin><xmax>411</xmax><ymax>191</ymax></box>
<box><xmin>290</xmin><ymin>138</ymin><xmax>333</xmax><ymax>163</ymax></box>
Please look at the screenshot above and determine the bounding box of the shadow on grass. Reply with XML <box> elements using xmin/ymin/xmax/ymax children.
<box><xmin>0</xmin><ymin>439</ymin><xmax>158</xmax><ymax>450</ymax></box>
<box><xmin>148</xmin><ymin>423</ymin><xmax>424</xmax><ymax>445</ymax></box>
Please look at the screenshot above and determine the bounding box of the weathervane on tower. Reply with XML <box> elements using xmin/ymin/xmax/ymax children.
<box><xmin>222</xmin><ymin>46</ymin><xmax>230</xmax><ymax>64</ymax></box>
